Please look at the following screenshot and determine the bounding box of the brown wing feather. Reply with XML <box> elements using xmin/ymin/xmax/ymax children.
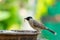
<box><xmin>33</xmin><ymin>20</ymin><xmax>47</xmax><ymax>29</ymax></box>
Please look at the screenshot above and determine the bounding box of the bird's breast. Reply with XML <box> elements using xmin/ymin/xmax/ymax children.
<box><xmin>28</xmin><ymin>20</ymin><xmax>38</xmax><ymax>29</ymax></box>
<box><xmin>29</xmin><ymin>20</ymin><xmax>34</xmax><ymax>27</ymax></box>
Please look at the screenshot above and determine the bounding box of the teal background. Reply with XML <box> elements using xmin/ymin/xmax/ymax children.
<box><xmin>42</xmin><ymin>1</ymin><xmax>60</xmax><ymax>40</ymax></box>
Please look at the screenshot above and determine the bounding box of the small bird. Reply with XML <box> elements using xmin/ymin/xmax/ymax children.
<box><xmin>24</xmin><ymin>16</ymin><xmax>56</xmax><ymax>35</ymax></box>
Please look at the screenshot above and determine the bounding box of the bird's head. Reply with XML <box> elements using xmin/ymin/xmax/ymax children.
<box><xmin>24</xmin><ymin>16</ymin><xmax>33</xmax><ymax>21</ymax></box>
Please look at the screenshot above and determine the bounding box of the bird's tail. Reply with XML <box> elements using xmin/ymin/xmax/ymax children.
<box><xmin>46</xmin><ymin>28</ymin><xmax>56</xmax><ymax>35</ymax></box>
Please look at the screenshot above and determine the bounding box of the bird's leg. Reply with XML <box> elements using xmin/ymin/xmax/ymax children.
<box><xmin>35</xmin><ymin>28</ymin><xmax>42</xmax><ymax>34</ymax></box>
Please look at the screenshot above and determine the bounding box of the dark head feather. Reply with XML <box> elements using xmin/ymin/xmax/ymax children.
<box><xmin>25</xmin><ymin>16</ymin><xmax>32</xmax><ymax>21</ymax></box>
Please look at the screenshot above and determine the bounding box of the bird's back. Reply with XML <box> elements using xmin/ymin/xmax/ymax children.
<box><xmin>29</xmin><ymin>19</ymin><xmax>47</xmax><ymax>29</ymax></box>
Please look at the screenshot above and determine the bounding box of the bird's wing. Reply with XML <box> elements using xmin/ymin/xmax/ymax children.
<box><xmin>33</xmin><ymin>20</ymin><xmax>47</xmax><ymax>29</ymax></box>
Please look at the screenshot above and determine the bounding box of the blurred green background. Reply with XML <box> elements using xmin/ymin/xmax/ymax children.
<box><xmin>0</xmin><ymin>0</ymin><xmax>60</xmax><ymax>40</ymax></box>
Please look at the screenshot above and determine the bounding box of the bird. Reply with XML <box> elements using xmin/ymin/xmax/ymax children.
<box><xmin>24</xmin><ymin>16</ymin><xmax>56</xmax><ymax>35</ymax></box>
